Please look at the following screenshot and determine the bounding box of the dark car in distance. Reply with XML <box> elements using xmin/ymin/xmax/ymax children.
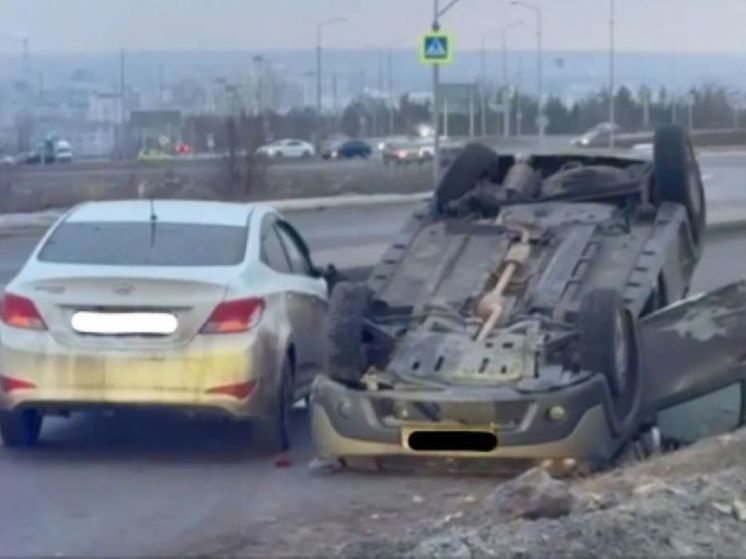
<box><xmin>324</xmin><ymin>139</ymin><xmax>373</xmax><ymax>160</ymax></box>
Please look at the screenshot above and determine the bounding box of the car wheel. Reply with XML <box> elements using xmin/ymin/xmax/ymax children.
<box><xmin>434</xmin><ymin>143</ymin><xmax>500</xmax><ymax>214</ymax></box>
<box><xmin>326</xmin><ymin>282</ymin><xmax>371</xmax><ymax>383</ymax></box>
<box><xmin>578</xmin><ymin>289</ymin><xmax>642</xmax><ymax>434</ymax></box>
<box><xmin>654</xmin><ymin>125</ymin><xmax>706</xmax><ymax>246</ymax></box>
<box><xmin>257</xmin><ymin>357</ymin><xmax>294</xmax><ymax>453</ymax></box>
<box><xmin>0</xmin><ymin>410</ymin><xmax>43</xmax><ymax>448</ymax></box>
<box><xmin>302</xmin><ymin>151</ymin><xmax>312</xmax><ymax>159</ymax></box>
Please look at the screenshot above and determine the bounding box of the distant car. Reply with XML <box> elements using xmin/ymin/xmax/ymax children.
<box><xmin>382</xmin><ymin>142</ymin><xmax>427</xmax><ymax>165</ymax></box>
<box><xmin>19</xmin><ymin>151</ymin><xmax>44</xmax><ymax>165</ymax></box>
<box><xmin>571</xmin><ymin>123</ymin><xmax>623</xmax><ymax>147</ymax></box>
<box><xmin>54</xmin><ymin>140</ymin><xmax>73</xmax><ymax>163</ymax></box>
<box><xmin>330</xmin><ymin>140</ymin><xmax>373</xmax><ymax>160</ymax></box>
<box><xmin>256</xmin><ymin>139</ymin><xmax>315</xmax><ymax>159</ymax></box>
<box><xmin>137</xmin><ymin>149</ymin><xmax>171</xmax><ymax>161</ymax></box>
<box><xmin>0</xmin><ymin>155</ymin><xmax>16</xmax><ymax>167</ymax></box>
<box><xmin>0</xmin><ymin>200</ymin><xmax>333</xmax><ymax>451</ymax></box>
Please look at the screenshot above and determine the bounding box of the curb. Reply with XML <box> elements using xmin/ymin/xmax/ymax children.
<box><xmin>1</xmin><ymin>195</ymin><xmax>746</xmax><ymax>237</ymax></box>
<box><xmin>272</xmin><ymin>192</ymin><xmax>431</xmax><ymax>212</ymax></box>
<box><xmin>0</xmin><ymin>193</ymin><xmax>433</xmax><ymax>232</ymax></box>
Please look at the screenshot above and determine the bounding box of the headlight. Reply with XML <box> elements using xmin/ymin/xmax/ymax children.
<box><xmin>397</xmin><ymin>150</ymin><xmax>408</xmax><ymax>158</ymax></box>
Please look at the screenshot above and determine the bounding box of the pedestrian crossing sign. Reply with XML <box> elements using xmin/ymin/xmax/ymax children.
<box><xmin>421</xmin><ymin>32</ymin><xmax>454</xmax><ymax>65</ymax></box>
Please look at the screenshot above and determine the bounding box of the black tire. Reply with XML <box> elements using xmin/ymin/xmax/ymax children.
<box><xmin>654</xmin><ymin>125</ymin><xmax>706</xmax><ymax>245</ymax></box>
<box><xmin>0</xmin><ymin>410</ymin><xmax>43</xmax><ymax>448</ymax></box>
<box><xmin>434</xmin><ymin>143</ymin><xmax>500</xmax><ymax>212</ymax></box>
<box><xmin>578</xmin><ymin>289</ymin><xmax>641</xmax><ymax>432</ymax></box>
<box><xmin>326</xmin><ymin>282</ymin><xmax>371</xmax><ymax>383</ymax></box>
<box><xmin>257</xmin><ymin>357</ymin><xmax>293</xmax><ymax>453</ymax></box>
<box><xmin>302</xmin><ymin>151</ymin><xmax>312</xmax><ymax>159</ymax></box>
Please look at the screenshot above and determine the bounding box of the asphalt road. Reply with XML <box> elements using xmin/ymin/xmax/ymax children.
<box><xmin>1</xmin><ymin>152</ymin><xmax>746</xmax><ymax>557</ymax></box>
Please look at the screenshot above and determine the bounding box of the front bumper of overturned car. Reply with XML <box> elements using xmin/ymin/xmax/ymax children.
<box><xmin>310</xmin><ymin>373</ymin><xmax>625</xmax><ymax>469</ymax></box>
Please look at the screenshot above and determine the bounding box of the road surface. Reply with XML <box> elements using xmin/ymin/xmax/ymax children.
<box><xmin>1</xmin><ymin>152</ymin><xmax>746</xmax><ymax>557</ymax></box>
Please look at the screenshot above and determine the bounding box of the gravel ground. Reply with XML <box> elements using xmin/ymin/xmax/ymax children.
<box><xmin>332</xmin><ymin>429</ymin><xmax>746</xmax><ymax>558</ymax></box>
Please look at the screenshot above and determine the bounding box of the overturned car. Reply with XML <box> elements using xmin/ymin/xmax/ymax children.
<box><xmin>310</xmin><ymin>126</ymin><xmax>732</xmax><ymax>473</ymax></box>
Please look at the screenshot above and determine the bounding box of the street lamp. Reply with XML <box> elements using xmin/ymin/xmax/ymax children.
<box><xmin>510</xmin><ymin>1</ymin><xmax>543</xmax><ymax>143</ymax></box>
<box><xmin>480</xmin><ymin>22</ymin><xmax>523</xmax><ymax>136</ymax></box>
<box><xmin>431</xmin><ymin>0</ymin><xmax>464</xmax><ymax>187</ymax></box>
<box><xmin>316</xmin><ymin>17</ymin><xmax>346</xmax><ymax>144</ymax></box>
<box><xmin>609</xmin><ymin>0</ymin><xmax>616</xmax><ymax>148</ymax></box>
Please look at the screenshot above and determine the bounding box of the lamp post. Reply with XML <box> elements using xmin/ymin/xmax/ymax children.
<box><xmin>431</xmin><ymin>0</ymin><xmax>464</xmax><ymax>186</ymax></box>
<box><xmin>609</xmin><ymin>0</ymin><xmax>616</xmax><ymax>148</ymax></box>
<box><xmin>510</xmin><ymin>1</ymin><xmax>543</xmax><ymax>144</ymax></box>
<box><xmin>501</xmin><ymin>22</ymin><xmax>523</xmax><ymax>138</ymax></box>
<box><xmin>480</xmin><ymin>22</ymin><xmax>522</xmax><ymax>137</ymax></box>
<box><xmin>316</xmin><ymin>17</ymin><xmax>346</xmax><ymax>146</ymax></box>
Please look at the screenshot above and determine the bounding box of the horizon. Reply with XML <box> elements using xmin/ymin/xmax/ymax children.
<box><xmin>4</xmin><ymin>0</ymin><xmax>746</xmax><ymax>54</ymax></box>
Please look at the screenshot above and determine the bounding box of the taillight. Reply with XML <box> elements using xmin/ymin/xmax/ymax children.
<box><xmin>205</xmin><ymin>380</ymin><xmax>257</xmax><ymax>400</ymax></box>
<box><xmin>201</xmin><ymin>298</ymin><xmax>265</xmax><ymax>334</ymax></box>
<box><xmin>0</xmin><ymin>375</ymin><xmax>36</xmax><ymax>393</ymax></box>
<box><xmin>1</xmin><ymin>293</ymin><xmax>47</xmax><ymax>330</ymax></box>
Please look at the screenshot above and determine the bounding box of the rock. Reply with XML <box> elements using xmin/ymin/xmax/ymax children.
<box><xmin>669</xmin><ymin>537</ymin><xmax>696</xmax><ymax>556</ymax></box>
<box><xmin>634</xmin><ymin>480</ymin><xmax>669</xmax><ymax>495</ymax></box>
<box><xmin>308</xmin><ymin>457</ymin><xmax>341</xmax><ymax>473</ymax></box>
<box><xmin>732</xmin><ymin>500</ymin><xmax>746</xmax><ymax>522</ymax></box>
<box><xmin>486</xmin><ymin>468</ymin><xmax>574</xmax><ymax>521</ymax></box>
<box><xmin>412</xmin><ymin>495</ymin><xmax>424</xmax><ymax>504</ymax></box>
<box><xmin>712</xmin><ymin>502</ymin><xmax>732</xmax><ymax>515</ymax></box>
<box><xmin>404</xmin><ymin>535</ymin><xmax>472</xmax><ymax>559</ymax></box>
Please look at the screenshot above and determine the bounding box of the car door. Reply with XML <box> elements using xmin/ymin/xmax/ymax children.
<box><xmin>259</xmin><ymin>215</ymin><xmax>305</xmax><ymax>369</ymax></box>
<box><xmin>286</xmin><ymin>140</ymin><xmax>303</xmax><ymax>158</ymax></box>
<box><xmin>640</xmin><ymin>279</ymin><xmax>746</xmax><ymax>420</ymax></box>
<box><xmin>274</xmin><ymin>220</ymin><xmax>329</xmax><ymax>389</ymax></box>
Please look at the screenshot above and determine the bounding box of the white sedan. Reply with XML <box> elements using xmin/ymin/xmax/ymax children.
<box><xmin>0</xmin><ymin>200</ymin><xmax>330</xmax><ymax>451</ymax></box>
<box><xmin>256</xmin><ymin>139</ymin><xmax>315</xmax><ymax>159</ymax></box>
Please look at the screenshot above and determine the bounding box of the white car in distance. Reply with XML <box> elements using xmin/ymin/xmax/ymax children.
<box><xmin>256</xmin><ymin>139</ymin><xmax>315</xmax><ymax>159</ymax></box>
<box><xmin>0</xmin><ymin>200</ymin><xmax>331</xmax><ymax>452</ymax></box>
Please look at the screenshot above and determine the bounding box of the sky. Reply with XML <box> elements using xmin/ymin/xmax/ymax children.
<box><xmin>2</xmin><ymin>0</ymin><xmax>746</xmax><ymax>54</ymax></box>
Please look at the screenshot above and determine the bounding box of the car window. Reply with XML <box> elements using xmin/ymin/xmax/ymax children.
<box><xmin>261</xmin><ymin>220</ymin><xmax>292</xmax><ymax>274</ymax></box>
<box><xmin>275</xmin><ymin>223</ymin><xmax>312</xmax><ymax>275</ymax></box>
<box><xmin>38</xmin><ymin>222</ymin><xmax>248</xmax><ymax>266</ymax></box>
<box><xmin>288</xmin><ymin>141</ymin><xmax>301</xmax><ymax>146</ymax></box>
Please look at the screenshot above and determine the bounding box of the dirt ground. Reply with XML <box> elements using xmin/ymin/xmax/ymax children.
<box><xmin>327</xmin><ymin>430</ymin><xmax>746</xmax><ymax>558</ymax></box>
<box><xmin>168</xmin><ymin>428</ymin><xmax>746</xmax><ymax>558</ymax></box>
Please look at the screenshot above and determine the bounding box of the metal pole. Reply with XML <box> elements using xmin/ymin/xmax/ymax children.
<box><xmin>119</xmin><ymin>49</ymin><xmax>126</xmax><ymax>160</ymax></box>
<box><xmin>537</xmin><ymin>8</ymin><xmax>544</xmax><ymax>144</ymax></box>
<box><xmin>609</xmin><ymin>0</ymin><xmax>616</xmax><ymax>148</ymax></box>
<box><xmin>469</xmin><ymin>87</ymin><xmax>475</xmax><ymax>138</ymax></box>
<box><xmin>332</xmin><ymin>72</ymin><xmax>339</xmax><ymax>132</ymax></box>
<box><xmin>432</xmin><ymin>0</ymin><xmax>441</xmax><ymax>188</ymax></box>
<box><xmin>388</xmin><ymin>49</ymin><xmax>395</xmax><ymax>135</ymax></box>
<box><xmin>316</xmin><ymin>25</ymin><xmax>322</xmax><ymax>146</ymax></box>
<box><xmin>481</xmin><ymin>35</ymin><xmax>487</xmax><ymax>136</ymax></box>
<box><xmin>501</xmin><ymin>29</ymin><xmax>508</xmax><ymax>87</ymax></box>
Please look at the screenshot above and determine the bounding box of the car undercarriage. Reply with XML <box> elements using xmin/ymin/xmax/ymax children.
<box><xmin>311</xmin><ymin>126</ymin><xmax>746</xmax><ymax>473</ymax></box>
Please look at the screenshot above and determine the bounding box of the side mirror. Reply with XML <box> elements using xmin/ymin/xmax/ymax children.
<box><xmin>315</xmin><ymin>264</ymin><xmax>342</xmax><ymax>293</ymax></box>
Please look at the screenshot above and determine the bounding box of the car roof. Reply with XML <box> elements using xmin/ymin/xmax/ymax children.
<box><xmin>64</xmin><ymin>200</ymin><xmax>268</xmax><ymax>226</ymax></box>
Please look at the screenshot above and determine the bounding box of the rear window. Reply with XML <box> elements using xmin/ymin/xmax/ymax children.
<box><xmin>38</xmin><ymin>222</ymin><xmax>248</xmax><ymax>266</ymax></box>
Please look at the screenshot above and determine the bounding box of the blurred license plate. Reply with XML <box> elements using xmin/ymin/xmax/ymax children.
<box><xmin>71</xmin><ymin>312</ymin><xmax>178</xmax><ymax>335</ymax></box>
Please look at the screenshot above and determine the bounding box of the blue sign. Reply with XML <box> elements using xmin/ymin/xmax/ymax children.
<box><xmin>421</xmin><ymin>32</ymin><xmax>454</xmax><ymax>65</ymax></box>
